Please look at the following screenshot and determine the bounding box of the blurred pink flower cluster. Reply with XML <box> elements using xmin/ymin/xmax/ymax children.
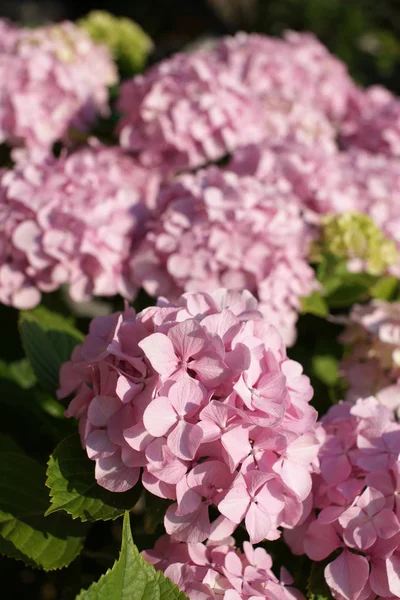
<box><xmin>131</xmin><ymin>167</ymin><xmax>317</xmax><ymax>346</ymax></box>
<box><xmin>143</xmin><ymin>536</ymin><xmax>304</xmax><ymax>600</ymax></box>
<box><xmin>2</xmin><ymin>24</ymin><xmax>400</xmax><ymax>345</ymax></box>
<box><xmin>59</xmin><ymin>289</ymin><xmax>321</xmax><ymax>544</ymax></box>
<box><xmin>0</xmin><ymin>142</ymin><xmax>161</xmax><ymax>308</ymax></box>
<box><xmin>340</xmin><ymin>301</ymin><xmax>400</xmax><ymax>403</ymax></box>
<box><xmin>0</xmin><ymin>20</ymin><xmax>116</xmax><ymax>154</ymax></box>
<box><xmin>117</xmin><ymin>50</ymin><xmax>264</xmax><ymax>173</ymax></box>
<box><xmin>286</xmin><ymin>396</ymin><xmax>400</xmax><ymax>600</ymax></box>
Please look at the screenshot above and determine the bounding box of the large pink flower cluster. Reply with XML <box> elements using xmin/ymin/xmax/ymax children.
<box><xmin>143</xmin><ymin>535</ymin><xmax>304</xmax><ymax>600</ymax></box>
<box><xmin>227</xmin><ymin>141</ymin><xmax>400</xmax><ymax>274</ymax></box>
<box><xmin>58</xmin><ymin>289</ymin><xmax>321</xmax><ymax>544</ymax></box>
<box><xmin>130</xmin><ymin>167</ymin><xmax>318</xmax><ymax>346</ymax></box>
<box><xmin>116</xmin><ymin>31</ymin><xmax>355</xmax><ymax>173</ymax></box>
<box><xmin>286</xmin><ymin>396</ymin><xmax>400</xmax><ymax>600</ymax></box>
<box><xmin>214</xmin><ymin>31</ymin><xmax>355</xmax><ymax>123</ymax></box>
<box><xmin>339</xmin><ymin>301</ymin><xmax>400</xmax><ymax>404</ymax></box>
<box><xmin>0</xmin><ymin>142</ymin><xmax>161</xmax><ymax>308</ymax></box>
<box><xmin>117</xmin><ymin>50</ymin><xmax>263</xmax><ymax>172</ymax></box>
<box><xmin>341</xmin><ymin>85</ymin><xmax>400</xmax><ymax>157</ymax></box>
<box><xmin>0</xmin><ymin>21</ymin><xmax>117</xmax><ymax>153</ymax></box>
<box><xmin>0</xmin><ymin>18</ymin><xmax>18</xmax><ymax>51</ymax></box>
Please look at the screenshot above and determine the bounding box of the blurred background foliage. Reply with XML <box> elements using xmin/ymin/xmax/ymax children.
<box><xmin>2</xmin><ymin>0</ymin><xmax>400</xmax><ymax>92</ymax></box>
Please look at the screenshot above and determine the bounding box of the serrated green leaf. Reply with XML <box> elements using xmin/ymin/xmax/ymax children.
<box><xmin>301</xmin><ymin>293</ymin><xmax>329</xmax><ymax>318</ymax></box>
<box><xmin>77</xmin><ymin>512</ymin><xmax>188</xmax><ymax>600</ymax></box>
<box><xmin>19</xmin><ymin>306</ymin><xmax>83</xmax><ymax>394</ymax></box>
<box><xmin>46</xmin><ymin>434</ymin><xmax>142</xmax><ymax>522</ymax></box>
<box><xmin>0</xmin><ymin>452</ymin><xmax>86</xmax><ymax>570</ymax></box>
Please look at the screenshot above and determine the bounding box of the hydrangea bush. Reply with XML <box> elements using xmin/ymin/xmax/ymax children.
<box><xmin>1</xmin><ymin>11</ymin><xmax>400</xmax><ymax>600</ymax></box>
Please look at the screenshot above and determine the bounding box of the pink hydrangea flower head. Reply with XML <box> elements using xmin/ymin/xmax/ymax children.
<box><xmin>341</xmin><ymin>85</ymin><xmax>400</xmax><ymax>157</ymax></box>
<box><xmin>0</xmin><ymin>18</ymin><xmax>18</xmax><ymax>51</ymax></box>
<box><xmin>0</xmin><ymin>21</ymin><xmax>117</xmax><ymax>151</ymax></box>
<box><xmin>143</xmin><ymin>536</ymin><xmax>305</xmax><ymax>600</ymax></box>
<box><xmin>0</xmin><ymin>141</ymin><xmax>162</xmax><ymax>308</ymax></box>
<box><xmin>340</xmin><ymin>301</ymin><xmax>400</xmax><ymax>401</ymax></box>
<box><xmin>117</xmin><ymin>49</ymin><xmax>263</xmax><ymax>173</ymax></box>
<box><xmin>130</xmin><ymin>166</ymin><xmax>318</xmax><ymax>346</ymax></box>
<box><xmin>59</xmin><ymin>288</ymin><xmax>321</xmax><ymax>543</ymax></box>
<box><xmin>286</xmin><ymin>394</ymin><xmax>400</xmax><ymax>600</ymax></box>
<box><xmin>214</xmin><ymin>30</ymin><xmax>356</xmax><ymax>123</ymax></box>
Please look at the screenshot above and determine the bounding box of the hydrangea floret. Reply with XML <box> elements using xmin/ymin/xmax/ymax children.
<box><xmin>340</xmin><ymin>300</ymin><xmax>400</xmax><ymax>402</ymax></box>
<box><xmin>286</xmin><ymin>395</ymin><xmax>400</xmax><ymax>600</ymax></box>
<box><xmin>130</xmin><ymin>167</ymin><xmax>317</xmax><ymax>346</ymax></box>
<box><xmin>0</xmin><ymin>21</ymin><xmax>117</xmax><ymax>153</ymax></box>
<box><xmin>0</xmin><ymin>141</ymin><xmax>161</xmax><ymax>308</ymax></box>
<box><xmin>143</xmin><ymin>535</ymin><xmax>305</xmax><ymax>600</ymax></box>
<box><xmin>117</xmin><ymin>50</ymin><xmax>263</xmax><ymax>172</ymax></box>
<box><xmin>58</xmin><ymin>289</ymin><xmax>322</xmax><ymax>544</ymax></box>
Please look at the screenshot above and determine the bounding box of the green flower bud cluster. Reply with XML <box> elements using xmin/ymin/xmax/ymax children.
<box><xmin>314</xmin><ymin>212</ymin><xmax>398</xmax><ymax>276</ymax></box>
<box><xmin>78</xmin><ymin>11</ymin><xmax>153</xmax><ymax>74</ymax></box>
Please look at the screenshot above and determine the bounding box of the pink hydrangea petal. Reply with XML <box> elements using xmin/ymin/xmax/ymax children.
<box><xmin>87</xmin><ymin>396</ymin><xmax>121</xmax><ymax>427</ymax></box>
<box><xmin>168</xmin><ymin>376</ymin><xmax>206</xmax><ymax>417</ymax></box>
<box><xmin>164</xmin><ymin>503</ymin><xmax>211</xmax><ymax>543</ymax></box>
<box><xmin>95</xmin><ymin>453</ymin><xmax>140</xmax><ymax>492</ymax></box>
<box><xmin>245</xmin><ymin>502</ymin><xmax>271</xmax><ymax>544</ymax></box>
<box><xmin>139</xmin><ymin>333</ymin><xmax>179</xmax><ymax>376</ymax></box>
<box><xmin>85</xmin><ymin>429</ymin><xmax>117</xmax><ymax>460</ymax></box>
<box><xmin>386</xmin><ymin>554</ymin><xmax>400</xmax><ymax>597</ymax></box>
<box><xmin>167</xmin><ymin>421</ymin><xmax>203</xmax><ymax>461</ymax></box>
<box><xmin>324</xmin><ymin>550</ymin><xmax>369</xmax><ymax>600</ymax></box>
<box><xmin>218</xmin><ymin>482</ymin><xmax>249</xmax><ymax>524</ymax></box>
<box><xmin>143</xmin><ymin>397</ymin><xmax>177</xmax><ymax>437</ymax></box>
<box><xmin>221</xmin><ymin>426</ymin><xmax>251</xmax><ymax>471</ymax></box>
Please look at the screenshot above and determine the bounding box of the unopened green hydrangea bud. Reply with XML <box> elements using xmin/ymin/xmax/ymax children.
<box><xmin>78</xmin><ymin>11</ymin><xmax>153</xmax><ymax>74</ymax></box>
<box><xmin>315</xmin><ymin>212</ymin><xmax>398</xmax><ymax>276</ymax></box>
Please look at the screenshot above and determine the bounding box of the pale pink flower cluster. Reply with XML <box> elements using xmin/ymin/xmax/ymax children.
<box><xmin>117</xmin><ymin>50</ymin><xmax>264</xmax><ymax>173</ymax></box>
<box><xmin>0</xmin><ymin>18</ymin><xmax>18</xmax><ymax>51</ymax></box>
<box><xmin>130</xmin><ymin>167</ymin><xmax>318</xmax><ymax>346</ymax></box>
<box><xmin>58</xmin><ymin>289</ymin><xmax>321</xmax><ymax>544</ymax></box>
<box><xmin>227</xmin><ymin>141</ymin><xmax>400</xmax><ymax>275</ymax></box>
<box><xmin>214</xmin><ymin>30</ymin><xmax>355</xmax><ymax>122</ymax></box>
<box><xmin>0</xmin><ymin>21</ymin><xmax>117</xmax><ymax>153</ymax></box>
<box><xmin>286</xmin><ymin>396</ymin><xmax>400</xmax><ymax>600</ymax></box>
<box><xmin>339</xmin><ymin>301</ymin><xmax>400</xmax><ymax>405</ymax></box>
<box><xmin>116</xmin><ymin>31</ymin><xmax>356</xmax><ymax>172</ymax></box>
<box><xmin>143</xmin><ymin>536</ymin><xmax>304</xmax><ymax>600</ymax></box>
<box><xmin>341</xmin><ymin>85</ymin><xmax>400</xmax><ymax>157</ymax></box>
<box><xmin>0</xmin><ymin>142</ymin><xmax>161</xmax><ymax>308</ymax></box>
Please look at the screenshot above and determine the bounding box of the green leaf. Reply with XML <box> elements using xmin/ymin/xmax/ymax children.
<box><xmin>46</xmin><ymin>435</ymin><xmax>142</xmax><ymax>522</ymax></box>
<box><xmin>0</xmin><ymin>434</ymin><xmax>24</xmax><ymax>454</ymax></box>
<box><xmin>370</xmin><ymin>275</ymin><xmax>399</xmax><ymax>300</ymax></box>
<box><xmin>301</xmin><ymin>292</ymin><xmax>329</xmax><ymax>318</ymax></box>
<box><xmin>312</xmin><ymin>354</ymin><xmax>339</xmax><ymax>386</ymax></box>
<box><xmin>143</xmin><ymin>492</ymin><xmax>172</xmax><ymax>535</ymax></box>
<box><xmin>0</xmin><ymin>452</ymin><xmax>86</xmax><ymax>570</ymax></box>
<box><xmin>0</xmin><ymin>378</ymin><xmax>75</xmax><ymax>444</ymax></box>
<box><xmin>307</xmin><ymin>559</ymin><xmax>332</xmax><ymax>600</ymax></box>
<box><xmin>77</xmin><ymin>512</ymin><xmax>188</xmax><ymax>600</ymax></box>
<box><xmin>0</xmin><ymin>358</ymin><xmax>36</xmax><ymax>389</ymax></box>
<box><xmin>19</xmin><ymin>306</ymin><xmax>83</xmax><ymax>394</ymax></box>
